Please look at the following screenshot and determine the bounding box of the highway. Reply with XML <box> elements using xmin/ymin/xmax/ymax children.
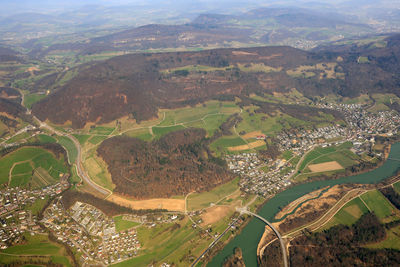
<box><xmin>237</xmin><ymin>207</ymin><xmax>288</xmax><ymax>267</ymax></box>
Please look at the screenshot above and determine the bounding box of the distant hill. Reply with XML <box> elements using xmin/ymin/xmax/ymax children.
<box><xmin>29</xmin><ymin>7</ymin><xmax>374</xmax><ymax>56</ymax></box>
<box><xmin>31</xmin><ymin>34</ymin><xmax>400</xmax><ymax>128</ymax></box>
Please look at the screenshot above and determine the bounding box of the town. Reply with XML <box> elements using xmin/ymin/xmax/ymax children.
<box><xmin>228</xmin><ymin>104</ymin><xmax>400</xmax><ymax>197</ymax></box>
<box><xmin>42</xmin><ymin>200</ymin><xmax>140</xmax><ymax>266</ymax></box>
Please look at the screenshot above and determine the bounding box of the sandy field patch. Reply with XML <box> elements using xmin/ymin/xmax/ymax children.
<box><xmin>228</xmin><ymin>140</ymin><xmax>265</xmax><ymax>151</ymax></box>
<box><xmin>308</xmin><ymin>161</ymin><xmax>343</xmax><ymax>172</ymax></box>
<box><xmin>241</xmin><ymin>130</ymin><xmax>263</xmax><ymax>139</ymax></box>
<box><xmin>201</xmin><ymin>205</ymin><xmax>231</xmax><ymax>226</ymax></box>
<box><xmin>107</xmin><ymin>194</ymin><xmax>185</xmax><ymax>212</ymax></box>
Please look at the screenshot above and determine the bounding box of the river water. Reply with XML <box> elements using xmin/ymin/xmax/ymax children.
<box><xmin>208</xmin><ymin>142</ymin><xmax>400</xmax><ymax>267</ymax></box>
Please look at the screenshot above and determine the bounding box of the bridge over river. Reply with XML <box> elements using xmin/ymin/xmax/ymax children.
<box><xmin>237</xmin><ymin>207</ymin><xmax>288</xmax><ymax>267</ymax></box>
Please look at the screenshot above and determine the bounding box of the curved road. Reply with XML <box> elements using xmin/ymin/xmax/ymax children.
<box><xmin>238</xmin><ymin>208</ymin><xmax>288</xmax><ymax>267</ymax></box>
<box><xmin>33</xmin><ymin>116</ymin><xmax>111</xmax><ymax>197</ymax></box>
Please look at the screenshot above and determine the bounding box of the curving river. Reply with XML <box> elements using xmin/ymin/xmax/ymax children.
<box><xmin>208</xmin><ymin>142</ymin><xmax>400</xmax><ymax>267</ymax></box>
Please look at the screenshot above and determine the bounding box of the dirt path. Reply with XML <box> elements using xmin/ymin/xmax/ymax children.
<box><xmin>359</xmin><ymin>194</ymin><xmax>372</xmax><ymax>212</ymax></box>
<box><xmin>8</xmin><ymin>159</ymin><xmax>32</xmax><ymax>186</ymax></box>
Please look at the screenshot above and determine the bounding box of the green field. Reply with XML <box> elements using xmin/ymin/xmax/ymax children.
<box><xmin>366</xmin><ymin>225</ymin><xmax>400</xmax><ymax>250</ymax></box>
<box><xmin>12</xmin><ymin>161</ymin><xmax>33</xmax><ymax>175</ymax></box>
<box><xmin>298</xmin><ymin>142</ymin><xmax>356</xmax><ymax>172</ymax></box>
<box><xmin>89</xmin><ymin>126</ymin><xmax>115</xmax><ymax>135</ymax></box>
<box><xmin>1</xmin><ymin>233</ymin><xmax>62</xmax><ymax>255</ymax></box>
<box><xmin>72</xmin><ymin>134</ymin><xmax>91</xmax><ymax>145</ymax></box>
<box><xmin>5</xmin><ymin>131</ymin><xmax>31</xmax><ymax>144</ymax></box>
<box><xmin>124</xmin><ymin>128</ymin><xmax>153</xmax><ymax>141</ymax></box>
<box><xmin>157</xmin><ymin>101</ymin><xmax>238</xmax><ymax>135</ymax></box>
<box><xmin>113</xmin><ymin>215</ymin><xmax>141</xmax><ymax>232</ymax></box>
<box><xmin>187</xmin><ymin>177</ymin><xmax>239</xmax><ymax>210</ymax></box>
<box><xmin>23</xmin><ymin>93</ymin><xmax>47</xmax><ymax>109</ymax></box>
<box><xmin>0</xmin><ymin>147</ymin><xmax>67</xmax><ymax>187</ymax></box>
<box><xmin>88</xmin><ymin>135</ymin><xmax>108</xmax><ymax>145</ymax></box>
<box><xmin>325</xmin><ymin>197</ymin><xmax>369</xmax><ymax>229</ymax></box>
<box><xmin>360</xmin><ymin>190</ymin><xmax>397</xmax><ymax>220</ymax></box>
<box><xmin>25</xmin><ymin>196</ymin><xmax>50</xmax><ymax>216</ymax></box>
<box><xmin>152</xmin><ymin>125</ymin><xmax>185</xmax><ymax>139</ymax></box>
<box><xmin>36</xmin><ymin>134</ymin><xmax>57</xmax><ymax>143</ymax></box>
<box><xmin>0</xmin><ymin>233</ymin><xmax>72</xmax><ymax>266</ymax></box>
<box><xmin>57</xmin><ymin>136</ymin><xmax>77</xmax><ymax>163</ymax></box>
<box><xmin>110</xmin><ymin>214</ymin><xmax>235</xmax><ymax>267</ymax></box>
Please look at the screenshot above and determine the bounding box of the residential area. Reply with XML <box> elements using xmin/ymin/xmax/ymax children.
<box><xmin>228</xmin><ymin>103</ymin><xmax>400</xmax><ymax>197</ymax></box>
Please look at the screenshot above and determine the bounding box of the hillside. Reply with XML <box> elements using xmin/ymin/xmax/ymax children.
<box><xmin>97</xmin><ymin>128</ymin><xmax>234</xmax><ymax>199</ymax></box>
<box><xmin>28</xmin><ymin>7</ymin><xmax>375</xmax><ymax>56</ymax></box>
<box><xmin>32</xmin><ymin>34</ymin><xmax>400</xmax><ymax>128</ymax></box>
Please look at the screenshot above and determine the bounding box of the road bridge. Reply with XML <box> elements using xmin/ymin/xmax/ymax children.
<box><xmin>237</xmin><ymin>207</ymin><xmax>288</xmax><ymax>267</ymax></box>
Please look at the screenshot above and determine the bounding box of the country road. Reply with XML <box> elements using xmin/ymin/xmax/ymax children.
<box><xmin>32</xmin><ymin>115</ymin><xmax>111</xmax><ymax>197</ymax></box>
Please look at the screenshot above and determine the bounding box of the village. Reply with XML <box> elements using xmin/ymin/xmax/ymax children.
<box><xmin>227</xmin><ymin>104</ymin><xmax>400</xmax><ymax>197</ymax></box>
<box><xmin>42</xmin><ymin>200</ymin><xmax>141</xmax><ymax>266</ymax></box>
<box><xmin>0</xmin><ymin>182</ymin><xmax>68</xmax><ymax>249</ymax></box>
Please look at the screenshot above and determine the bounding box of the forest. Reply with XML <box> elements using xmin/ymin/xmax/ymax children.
<box><xmin>285</xmin><ymin>213</ymin><xmax>400</xmax><ymax>266</ymax></box>
<box><xmin>31</xmin><ymin>34</ymin><xmax>400</xmax><ymax>128</ymax></box>
<box><xmin>97</xmin><ymin>128</ymin><xmax>234</xmax><ymax>199</ymax></box>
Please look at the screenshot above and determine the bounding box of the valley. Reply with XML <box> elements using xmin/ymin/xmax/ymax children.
<box><xmin>0</xmin><ymin>3</ymin><xmax>400</xmax><ymax>265</ymax></box>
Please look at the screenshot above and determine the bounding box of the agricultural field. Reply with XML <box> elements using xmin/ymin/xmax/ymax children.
<box><xmin>57</xmin><ymin>136</ymin><xmax>77</xmax><ymax>163</ymax></box>
<box><xmin>87</xmin><ymin>135</ymin><xmax>108</xmax><ymax>145</ymax></box>
<box><xmin>35</xmin><ymin>134</ymin><xmax>57</xmax><ymax>144</ymax></box>
<box><xmin>23</xmin><ymin>93</ymin><xmax>47</xmax><ymax>109</ymax></box>
<box><xmin>83</xmin><ymin>151</ymin><xmax>114</xmax><ymax>191</ymax></box>
<box><xmin>152</xmin><ymin>125</ymin><xmax>185</xmax><ymax>139</ymax></box>
<box><xmin>322</xmin><ymin>197</ymin><xmax>369</xmax><ymax>229</ymax></box>
<box><xmin>359</xmin><ymin>190</ymin><xmax>398</xmax><ymax>221</ymax></box>
<box><xmin>72</xmin><ymin>134</ymin><xmax>91</xmax><ymax>145</ymax></box>
<box><xmin>123</xmin><ymin>128</ymin><xmax>153</xmax><ymax>141</ymax></box>
<box><xmin>210</xmin><ymin>136</ymin><xmax>247</xmax><ymax>156</ymax></box>
<box><xmin>113</xmin><ymin>215</ymin><xmax>141</xmax><ymax>232</ymax></box>
<box><xmin>308</xmin><ymin>161</ymin><xmax>343</xmax><ymax>172</ymax></box>
<box><xmin>0</xmin><ymin>147</ymin><xmax>68</xmax><ymax>188</ymax></box>
<box><xmin>0</xmin><ymin>233</ymin><xmax>73</xmax><ymax>267</ymax></box>
<box><xmin>298</xmin><ymin>142</ymin><xmax>356</xmax><ymax>172</ymax></box>
<box><xmin>112</xmin><ymin>210</ymin><xmax>237</xmax><ymax>267</ymax></box>
<box><xmin>157</xmin><ymin>101</ymin><xmax>239</xmax><ymax>135</ymax></box>
<box><xmin>187</xmin><ymin>177</ymin><xmax>239</xmax><ymax>211</ymax></box>
<box><xmin>5</xmin><ymin>131</ymin><xmax>31</xmax><ymax>144</ymax></box>
<box><xmin>366</xmin><ymin>225</ymin><xmax>400</xmax><ymax>250</ymax></box>
<box><xmin>89</xmin><ymin>126</ymin><xmax>115</xmax><ymax>135</ymax></box>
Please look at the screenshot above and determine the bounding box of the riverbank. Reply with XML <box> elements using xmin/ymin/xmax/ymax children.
<box><xmin>208</xmin><ymin>142</ymin><xmax>400</xmax><ymax>267</ymax></box>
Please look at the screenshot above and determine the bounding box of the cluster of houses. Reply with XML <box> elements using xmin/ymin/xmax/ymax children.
<box><xmin>0</xmin><ymin>183</ymin><xmax>68</xmax><ymax>249</ymax></box>
<box><xmin>42</xmin><ymin>200</ymin><xmax>140</xmax><ymax>266</ymax></box>
<box><xmin>226</xmin><ymin>153</ymin><xmax>292</xmax><ymax>197</ymax></box>
<box><xmin>226</xmin><ymin>103</ymin><xmax>400</xmax><ymax>197</ymax></box>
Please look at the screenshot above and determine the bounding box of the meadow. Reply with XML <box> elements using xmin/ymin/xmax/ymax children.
<box><xmin>187</xmin><ymin>177</ymin><xmax>239</xmax><ymax>211</ymax></box>
<box><xmin>0</xmin><ymin>147</ymin><xmax>67</xmax><ymax>188</ymax></box>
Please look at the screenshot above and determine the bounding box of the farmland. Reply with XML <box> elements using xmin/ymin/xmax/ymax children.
<box><xmin>359</xmin><ymin>190</ymin><xmax>398</xmax><ymax>221</ymax></box>
<box><xmin>0</xmin><ymin>147</ymin><xmax>67</xmax><ymax>188</ymax></box>
<box><xmin>298</xmin><ymin>142</ymin><xmax>357</xmax><ymax>172</ymax></box>
<box><xmin>113</xmin><ymin>215</ymin><xmax>141</xmax><ymax>232</ymax></box>
<box><xmin>0</xmin><ymin>233</ymin><xmax>72</xmax><ymax>266</ymax></box>
<box><xmin>187</xmin><ymin>177</ymin><xmax>239</xmax><ymax>211</ymax></box>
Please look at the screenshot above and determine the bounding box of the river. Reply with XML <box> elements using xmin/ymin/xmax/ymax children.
<box><xmin>208</xmin><ymin>142</ymin><xmax>400</xmax><ymax>267</ymax></box>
